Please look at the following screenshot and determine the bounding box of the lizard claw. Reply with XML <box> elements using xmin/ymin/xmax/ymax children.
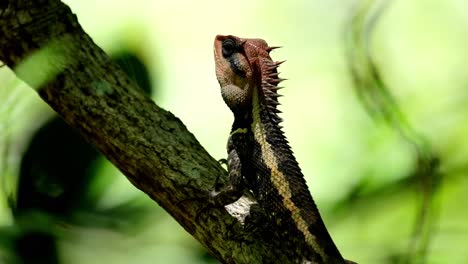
<box><xmin>193</xmin><ymin>189</ymin><xmax>228</xmax><ymax>223</ymax></box>
<box><xmin>218</xmin><ymin>158</ymin><xmax>228</xmax><ymax>166</ymax></box>
<box><xmin>209</xmin><ymin>189</ymin><xmax>220</xmax><ymax>199</ymax></box>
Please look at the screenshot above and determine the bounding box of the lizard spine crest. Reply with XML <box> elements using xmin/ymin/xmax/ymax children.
<box><xmin>252</xmin><ymin>47</ymin><xmax>329</xmax><ymax>260</ymax></box>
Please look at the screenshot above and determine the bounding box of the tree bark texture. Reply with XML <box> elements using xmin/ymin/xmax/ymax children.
<box><xmin>0</xmin><ymin>1</ymin><xmax>332</xmax><ymax>263</ymax></box>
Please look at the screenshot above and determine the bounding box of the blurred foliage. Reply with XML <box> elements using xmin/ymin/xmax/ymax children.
<box><xmin>0</xmin><ymin>49</ymin><xmax>214</xmax><ymax>263</ymax></box>
<box><xmin>1</xmin><ymin>0</ymin><xmax>468</xmax><ymax>263</ymax></box>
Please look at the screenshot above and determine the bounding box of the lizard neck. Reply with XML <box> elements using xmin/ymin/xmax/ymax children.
<box><xmin>231</xmin><ymin>110</ymin><xmax>252</xmax><ymax>132</ymax></box>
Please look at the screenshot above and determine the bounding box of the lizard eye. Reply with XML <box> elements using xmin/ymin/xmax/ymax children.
<box><xmin>222</xmin><ymin>39</ymin><xmax>237</xmax><ymax>57</ymax></box>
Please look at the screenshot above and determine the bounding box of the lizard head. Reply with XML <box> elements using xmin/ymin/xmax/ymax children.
<box><xmin>214</xmin><ymin>35</ymin><xmax>272</xmax><ymax>113</ymax></box>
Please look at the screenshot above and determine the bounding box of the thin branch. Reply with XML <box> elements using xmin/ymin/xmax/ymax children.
<box><xmin>344</xmin><ymin>1</ymin><xmax>441</xmax><ymax>263</ymax></box>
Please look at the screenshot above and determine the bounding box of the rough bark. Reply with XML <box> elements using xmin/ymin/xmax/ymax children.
<box><xmin>0</xmin><ymin>1</ymin><xmax>340</xmax><ymax>263</ymax></box>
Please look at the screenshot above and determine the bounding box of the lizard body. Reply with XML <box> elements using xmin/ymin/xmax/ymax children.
<box><xmin>212</xmin><ymin>35</ymin><xmax>350</xmax><ymax>264</ymax></box>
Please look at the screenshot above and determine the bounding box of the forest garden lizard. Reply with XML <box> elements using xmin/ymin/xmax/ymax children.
<box><xmin>211</xmin><ymin>35</ymin><xmax>355</xmax><ymax>264</ymax></box>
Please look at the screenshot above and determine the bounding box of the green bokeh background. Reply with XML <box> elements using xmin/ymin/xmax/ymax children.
<box><xmin>1</xmin><ymin>0</ymin><xmax>468</xmax><ymax>263</ymax></box>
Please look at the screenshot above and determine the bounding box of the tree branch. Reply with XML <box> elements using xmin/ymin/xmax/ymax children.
<box><xmin>0</xmin><ymin>1</ymin><xmax>317</xmax><ymax>263</ymax></box>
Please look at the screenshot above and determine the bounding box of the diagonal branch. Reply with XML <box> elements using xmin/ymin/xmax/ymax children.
<box><xmin>0</xmin><ymin>1</ymin><xmax>315</xmax><ymax>263</ymax></box>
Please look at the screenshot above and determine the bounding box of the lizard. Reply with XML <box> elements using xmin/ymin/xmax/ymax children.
<box><xmin>211</xmin><ymin>35</ymin><xmax>355</xmax><ymax>264</ymax></box>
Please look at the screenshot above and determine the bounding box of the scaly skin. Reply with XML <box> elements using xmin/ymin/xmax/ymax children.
<box><xmin>212</xmin><ymin>35</ymin><xmax>353</xmax><ymax>264</ymax></box>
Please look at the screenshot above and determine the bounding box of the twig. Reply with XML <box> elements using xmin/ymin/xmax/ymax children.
<box><xmin>344</xmin><ymin>0</ymin><xmax>441</xmax><ymax>263</ymax></box>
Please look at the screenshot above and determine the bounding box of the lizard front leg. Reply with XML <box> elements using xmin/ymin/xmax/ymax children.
<box><xmin>210</xmin><ymin>128</ymin><xmax>249</xmax><ymax>206</ymax></box>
